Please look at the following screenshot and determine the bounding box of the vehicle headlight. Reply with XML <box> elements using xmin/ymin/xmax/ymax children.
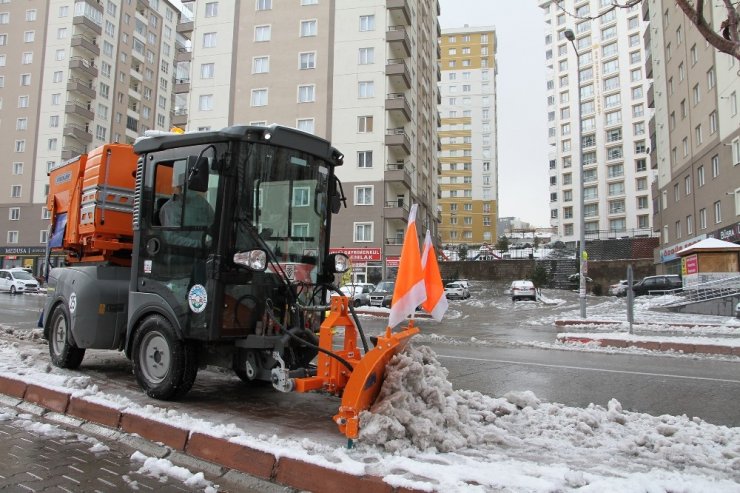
<box><xmin>326</xmin><ymin>253</ymin><xmax>350</xmax><ymax>274</ymax></box>
<box><xmin>233</xmin><ymin>249</ymin><xmax>267</xmax><ymax>271</ymax></box>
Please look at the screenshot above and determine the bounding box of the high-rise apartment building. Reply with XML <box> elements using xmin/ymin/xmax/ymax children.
<box><xmin>0</xmin><ymin>0</ymin><xmax>180</xmax><ymax>272</ymax></box>
<box><xmin>437</xmin><ymin>26</ymin><xmax>499</xmax><ymax>248</ymax></box>
<box><xmin>644</xmin><ymin>0</ymin><xmax>740</xmax><ymax>273</ymax></box>
<box><xmin>175</xmin><ymin>0</ymin><xmax>441</xmax><ymax>284</ymax></box>
<box><xmin>539</xmin><ymin>0</ymin><xmax>654</xmax><ymax>245</ymax></box>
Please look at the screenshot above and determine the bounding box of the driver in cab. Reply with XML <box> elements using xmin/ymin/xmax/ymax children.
<box><xmin>159</xmin><ymin>159</ymin><xmax>214</xmax><ymax>249</ymax></box>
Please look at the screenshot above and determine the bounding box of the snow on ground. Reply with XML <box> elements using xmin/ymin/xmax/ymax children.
<box><xmin>1</xmin><ymin>328</ymin><xmax>739</xmax><ymax>492</ymax></box>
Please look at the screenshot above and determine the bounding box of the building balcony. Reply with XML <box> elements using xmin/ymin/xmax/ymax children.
<box><xmin>385</xmin><ymin>93</ymin><xmax>411</xmax><ymax>120</ymax></box>
<box><xmin>386</xmin><ymin>0</ymin><xmax>411</xmax><ymax>25</ymax></box>
<box><xmin>177</xmin><ymin>19</ymin><xmax>194</xmax><ymax>34</ymax></box>
<box><xmin>386</xmin><ymin>59</ymin><xmax>411</xmax><ymax>89</ymax></box>
<box><xmin>70</xmin><ymin>34</ymin><xmax>100</xmax><ymax>57</ymax></box>
<box><xmin>174</xmin><ymin>77</ymin><xmax>190</xmax><ymax>94</ymax></box>
<box><xmin>176</xmin><ymin>47</ymin><xmax>192</xmax><ymax>63</ymax></box>
<box><xmin>385</xmin><ymin>128</ymin><xmax>410</xmax><ymax>153</ymax></box>
<box><xmin>65</xmin><ymin>101</ymin><xmax>94</xmax><ymax>121</ymax></box>
<box><xmin>67</xmin><ymin>78</ymin><xmax>96</xmax><ymax>99</ymax></box>
<box><xmin>63</xmin><ymin>123</ymin><xmax>93</xmax><ymax>144</ymax></box>
<box><xmin>69</xmin><ymin>57</ymin><xmax>98</xmax><ymax>79</ymax></box>
<box><xmin>137</xmin><ymin>0</ymin><xmax>150</xmax><ymax>9</ymax></box>
<box><xmin>647</xmin><ymin>85</ymin><xmax>654</xmax><ymax>109</ymax></box>
<box><xmin>73</xmin><ymin>9</ymin><xmax>103</xmax><ymax>36</ymax></box>
<box><xmin>172</xmin><ymin>107</ymin><xmax>188</xmax><ymax>126</ymax></box>
<box><xmin>384</xmin><ymin>201</ymin><xmax>410</xmax><ymax>221</ymax></box>
<box><xmin>387</xmin><ymin>26</ymin><xmax>411</xmax><ymax>57</ymax></box>
<box><xmin>384</xmin><ymin>162</ymin><xmax>412</xmax><ymax>189</ymax></box>
<box><xmin>61</xmin><ymin>146</ymin><xmax>86</xmax><ymax>161</ymax></box>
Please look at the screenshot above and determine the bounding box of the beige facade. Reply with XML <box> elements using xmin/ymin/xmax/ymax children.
<box><xmin>0</xmin><ymin>0</ymin><xmax>179</xmax><ymax>272</ymax></box>
<box><xmin>176</xmin><ymin>0</ymin><xmax>441</xmax><ymax>282</ymax></box>
<box><xmin>646</xmin><ymin>0</ymin><xmax>740</xmax><ymax>273</ymax></box>
<box><xmin>438</xmin><ymin>26</ymin><xmax>499</xmax><ymax>248</ymax></box>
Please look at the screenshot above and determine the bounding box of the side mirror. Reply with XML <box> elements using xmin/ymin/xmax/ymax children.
<box><xmin>233</xmin><ymin>249</ymin><xmax>267</xmax><ymax>271</ymax></box>
<box><xmin>330</xmin><ymin>175</ymin><xmax>345</xmax><ymax>214</ymax></box>
<box><xmin>326</xmin><ymin>253</ymin><xmax>350</xmax><ymax>274</ymax></box>
<box><xmin>187</xmin><ymin>155</ymin><xmax>209</xmax><ymax>192</ymax></box>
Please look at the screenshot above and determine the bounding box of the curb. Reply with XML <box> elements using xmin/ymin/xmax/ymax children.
<box><xmin>554</xmin><ymin>319</ymin><xmax>736</xmax><ymax>329</ymax></box>
<box><xmin>0</xmin><ymin>375</ymin><xmax>420</xmax><ymax>493</ymax></box>
<box><xmin>556</xmin><ymin>335</ymin><xmax>740</xmax><ymax>356</ymax></box>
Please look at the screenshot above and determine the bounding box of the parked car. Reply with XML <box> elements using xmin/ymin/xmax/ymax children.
<box><xmin>567</xmin><ymin>273</ymin><xmax>593</xmax><ymax>284</ymax></box>
<box><xmin>444</xmin><ymin>281</ymin><xmax>470</xmax><ymax>300</ymax></box>
<box><xmin>0</xmin><ymin>268</ymin><xmax>40</xmax><ymax>294</ymax></box>
<box><xmin>369</xmin><ymin>280</ymin><xmax>395</xmax><ymax>307</ymax></box>
<box><xmin>632</xmin><ymin>275</ymin><xmax>682</xmax><ymax>297</ymax></box>
<box><xmin>510</xmin><ymin>280</ymin><xmax>537</xmax><ymax>302</ymax></box>
<box><xmin>332</xmin><ymin>283</ymin><xmax>375</xmax><ymax>307</ymax></box>
<box><xmin>608</xmin><ymin>280</ymin><xmax>629</xmax><ymax>296</ymax></box>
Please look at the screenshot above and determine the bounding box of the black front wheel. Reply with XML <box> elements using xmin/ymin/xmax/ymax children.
<box><xmin>48</xmin><ymin>305</ymin><xmax>85</xmax><ymax>369</ymax></box>
<box><xmin>132</xmin><ymin>315</ymin><xmax>198</xmax><ymax>400</ymax></box>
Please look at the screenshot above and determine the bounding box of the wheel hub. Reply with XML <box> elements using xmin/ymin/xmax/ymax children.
<box><xmin>140</xmin><ymin>333</ymin><xmax>170</xmax><ymax>383</ymax></box>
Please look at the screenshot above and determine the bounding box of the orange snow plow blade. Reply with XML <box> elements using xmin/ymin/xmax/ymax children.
<box><xmin>334</xmin><ymin>323</ymin><xmax>419</xmax><ymax>440</ymax></box>
<box><xmin>292</xmin><ymin>296</ymin><xmax>418</xmax><ymax>440</ymax></box>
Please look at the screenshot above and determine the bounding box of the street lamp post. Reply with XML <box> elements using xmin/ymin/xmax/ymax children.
<box><xmin>564</xmin><ymin>28</ymin><xmax>587</xmax><ymax>319</ymax></box>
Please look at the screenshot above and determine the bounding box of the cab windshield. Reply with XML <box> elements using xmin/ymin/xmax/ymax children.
<box><xmin>232</xmin><ymin>141</ymin><xmax>331</xmax><ymax>284</ymax></box>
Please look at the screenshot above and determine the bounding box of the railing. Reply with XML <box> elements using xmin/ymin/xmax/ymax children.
<box><xmin>384</xmin><ymin>201</ymin><xmax>409</xmax><ymax>211</ymax></box>
<box><xmin>583</xmin><ymin>228</ymin><xmax>658</xmax><ymax>240</ymax></box>
<box><xmin>385</xmin><ymin>237</ymin><xmax>404</xmax><ymax>245</ymax></box>
<box><xmin>659</xmin><ymin>275</ymin><xmax>740</xmax><ymax>307</ymax></box>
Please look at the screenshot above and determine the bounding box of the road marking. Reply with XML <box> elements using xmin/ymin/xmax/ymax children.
<box><xmin>437</xmin><ymin>354</ymin><xmax>740</xmax><ymax>384</ymax></box>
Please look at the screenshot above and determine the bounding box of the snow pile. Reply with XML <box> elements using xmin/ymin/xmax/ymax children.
<box><xmin>131</xmin><ymin>451</ymin><xmax>217</xmax><ymax>492</ymax></box>
<box><xmin>360</xmin><ymin>345</ymin><xmax>532</xmax><ymax>452</ymax></box>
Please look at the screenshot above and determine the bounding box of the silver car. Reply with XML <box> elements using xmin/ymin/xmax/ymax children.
<box><xmin>333</xmin><ymin>283</ymin><xmax>375</xmax><ymax>307</ymax></box>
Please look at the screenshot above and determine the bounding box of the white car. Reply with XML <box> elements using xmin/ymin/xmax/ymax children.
<box><xmin>444</xmin><ymin>282</ymin><xmax>470</xmax><ymax>300</ymax></box>
<box><xmin>608</xmin><ymin>280</ymin><xmax>629</xmax><ymax>296</ymax></box>
<box><xmin>510</xmin><ymin>280</ymin><xmax>536</xmax><ymax>302</ymax></box>
<box><xmin>332</xmin><ymin>283</ymin><xmax>375</xmax><ymax>307</ymax></box>
<box><xmin>0</xmin><ymin>269</ymin><xmax>40</xmax><ymax>294</ymax></box>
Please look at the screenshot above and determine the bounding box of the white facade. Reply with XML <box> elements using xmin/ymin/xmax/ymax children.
<box><xmin>539</xmin><ymin>0</ymin><xmax>654</xmax><ymax>243</ymax></box>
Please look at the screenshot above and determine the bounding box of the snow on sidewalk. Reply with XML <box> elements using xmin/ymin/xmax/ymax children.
<box><xmin>1</xmin><ymin>327</ymin><xmax>739</xmax><ymax>492</ymax></box>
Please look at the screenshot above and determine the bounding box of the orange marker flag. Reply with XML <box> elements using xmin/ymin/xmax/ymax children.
<box><xmin>421</xmin><ymin>229</ymin><xmax>448</xmax><ymax>321</ymax></box>
<box><xmin>388</xmin><ymin>204</ymin><xmax>427</xmax><ymax>329</ymax></box>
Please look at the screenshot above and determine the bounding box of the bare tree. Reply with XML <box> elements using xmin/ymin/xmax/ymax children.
<box><xmin>555</xmin><ymin>0</ymin><xmax>740</xmax><ymax>62</ymax></box>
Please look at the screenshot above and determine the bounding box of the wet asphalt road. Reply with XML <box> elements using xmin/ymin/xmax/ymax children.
<box><xmin>4</xmin><ymin>287</ymin><xmax>740</xmax><ymax>427</ymax></box>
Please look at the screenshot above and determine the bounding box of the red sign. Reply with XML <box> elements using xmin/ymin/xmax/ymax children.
<box><xmin>329</xmin><ymin>247</ymin><xmax>381</xmax><ymax>262</ymax></box>
<box><xmin>385</xmin><ymin>256</ymin><xmax>400</xmax><ymax>267</ymax></box>
<box><xmin>683</xmin><ymin>254</ymin><xmax>699</xmax><ymax>275</ymax></box>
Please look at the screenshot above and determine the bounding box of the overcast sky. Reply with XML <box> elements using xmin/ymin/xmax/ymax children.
<box><xmin>439</xmin><ymin>0</ymin><xmax>550</xmax><ymax>227</ymax></box>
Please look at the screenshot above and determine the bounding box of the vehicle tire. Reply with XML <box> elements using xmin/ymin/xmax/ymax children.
<box><xmin>512</xmin><ymin>297</ymin><xmax>517</xmax><ymax>302</ymax></box>
<box><xmin>10</xmin><ymin>286</ymin><xmax>16</xmax><ymax>295</ymax></box>
<box><xmin>353</xmin><ymin>298</ymin><xmax>362</xmax><ymax>308</ymax></box>
<box><xmin>132</xmin><ymin>314</ymin><xmax>198</xmax><ymax>400</ymax></box>
<box><xmin>48</xmin><ymin>305</ymin><xmax>85</xmax><ymax>369</ymax></box>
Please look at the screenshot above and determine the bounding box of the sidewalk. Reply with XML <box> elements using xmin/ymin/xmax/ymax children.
<box><xmin>555</xmin><ymin>318</ymin><xmax>740</xmax><ymax>355</ymax></box>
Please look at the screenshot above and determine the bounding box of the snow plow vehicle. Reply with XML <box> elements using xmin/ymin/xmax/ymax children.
<box><xmin>42</xmin><ymin>125</ymin><xmax>417</xmax><ymax>439</ymax></box>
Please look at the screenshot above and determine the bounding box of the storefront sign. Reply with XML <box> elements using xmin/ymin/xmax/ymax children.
<box><xmin>329</xmin><ymin>247</ymin><xmax>381</xmax><ymax>262</ymax></box>
<box><xmin>385</xmin><ymin>256</ymin><xmax>400</xmax><ymax>267</ymax></box>
<box><xmin>1</xmin><ymin>246</ymin><xmax>47</xmax><ymax>256</ymax></box>
<box><xmin>682</xmin><ymin>254</ymin><xmax>698</xmax><ymax>275</ymax></box>
<box><xmin>660</xmin><ymin>235</ymin><xmax>706</xmax><ymax>263</ymax></box>
<box><xmin>708</xmin><ymin>221</ymin><xmax>740</xmax><ymax>244</ymax></box>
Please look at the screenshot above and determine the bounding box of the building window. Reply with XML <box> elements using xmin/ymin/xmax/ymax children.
<box><xmin>699</xmin><ymin>208</ymin><xmax>707</xmax><ymax>229</ymax></box>
<box><xmin>358</xmin><ymin>81</ymin><xmax>374</xmax><ymax>98</ymax></box>
<box><xmin>687</xmin><ymin>215</ymin><xmax>693</xmax><ymax>235</ymax></box>
<box><xmin>698</xmin><ymin>165</ymin><xmax>705</xmax><ymax>187</ymax></box>
<box><xmin>205</xmin><ymin>2</ymin><xmax>218</xmax><ymax>17</ymax></box>
<box><xmin>354</xmin><ymin>186</ymin><xmax>373</xmax><ymax>206</ymax></box>
<box><xmin>203</xmin><ymin>32</ymin><xmax>216</xmax><ymax>48</ymax></box>
<box><xmin>637</xmin><ymin>196</ymin><xmax>649</xmax><ymax>210</ymax></box>
<box><xmin>256</xmin><ymin>0</ymin><xmax>271</xmax><ymax>10</ymax></box>
<box><xmin>12</xmin><ymin>162</ymin><xmax>23</xmax><ymax>175</ymax></box>
<box><xmin>8</xmin><ymin>207</ymin><xmax>19</xmax><ymax>221</ymax></box>
<box><xmin>354</xmin><ymin>222</ymin><xmax>373</xmax><ymax>242</ymax></box>
<box><xmin>358</xmin><ymin>47</ymin><xmax>374</xmax><ymax>65</ymax></box>
<box><xmin>252</xmin><ymin>57</ymin><xmax>269</xmax><ymax>74</ymax></box>
<box><xmin>201</xmin><ymin>63</ymin><xmax>215</xmax><ymax>79</ymax></box>
<box><xmin>251</xmin><ymin>88</ymin><xmax>268</xmax><ymax>106</ymax></box>
<box><xmin>359</xmin><ymin>15</ymin><xmax>374</xmax><ymax>32</ymax></box>
<box><xmin>357</xmin><ymin>115</ymin><xmax>373</xmax><ymax>133</ymax></box>
<box><xmin>357</xmin><ymin>151</ymin><xmax>372</xmax><ymax>168</ymax></box>
<box><xmin>300</xmin><ymin>20</ymin><xmax>317</xmax><ymax>37</ymax></box>
<box><xmin>199</xmin><ymin>94</ymin><xmax>213</xmax><ymax>111</ymax></box>
<box><xmin>298</xmin><ymin>84</ymin><xmax>315</xmax><ymax>103</ymax></box>
<box><xmin>714</xmin><ymin>201</ymin><xmax>722</xmax><ymax>223</ymax></box>
<box><xmin>299</xmin><ymin>52</ymin><xmax>315</xmax><ymax>70</ymax></box>
<box><xmin>7</xmin><ymin>231</ymin><xmax>18</xmax><ymax>244</ymax></box>
<box><xmin>255</xmin><ymin>25</ymin><xmax>270</xmax><ymax>41</ymax></box>
<box><xmin>709</xmin><ymin>111</ymin><xmax>717</xmax><ymax>134</ymax></box>
<box><xmin>295</xmin><ymin>118</ymin><xmax>313</xmax><ymax>133</ymax></box>
<box><xmin>11</xmin><ymin>185</ymin><xmax>21</xmax><ymax>198</ymax></box>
